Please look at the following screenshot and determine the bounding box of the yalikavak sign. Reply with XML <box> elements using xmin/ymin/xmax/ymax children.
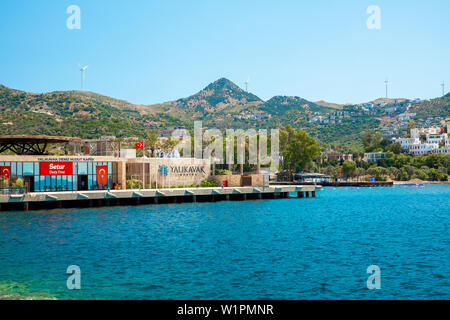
<box><xmin>159</xmin><ymin>165</ymin><xmax>206</xmax><ymax>176</ymax></box>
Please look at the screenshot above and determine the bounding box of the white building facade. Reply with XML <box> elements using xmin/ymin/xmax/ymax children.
<box><xmin>393</xmin><ymin>126</ymin><xmax>449</xmax><ymax>156</ymax></box>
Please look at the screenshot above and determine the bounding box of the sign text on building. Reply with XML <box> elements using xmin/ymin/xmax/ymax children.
<box><xmin>40</xmin><ymin>162</ymin><xmax>74</xmax><ymax>176</ymax></box>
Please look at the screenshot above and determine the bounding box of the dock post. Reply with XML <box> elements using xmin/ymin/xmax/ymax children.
<box><xmin>154</xmin><ymin>197</ymin><xmax>158</xmax><ymax>204</ymax></box>
<box><xmin>226</xmin><ymin>194</ymin><xmax>230</xmax><ymax>201</ymax></box>
<box><xmin>243</xmin><ymin>194</ymin><xmax>247</xmax><ymax>201</ymax></box>
<box><xmin>24</xmin><ymin>202</ymin><xmax>29</xmax><ymax>211</ymax></box>
<box><xmin>312</xmin><ymin>191</ymin><xmax>316</xmax><ymax>198</ymax></box>
<box><xmin>298</xmin><ymin>192</ymin><xmax>304</xmax><ymax>198</ymax></box>
<box><xmin>285</xmin><ymin>192</ymin><xmax>290</xmax><ymax>199</ymax></box>
<box><xmin>305</xmin><ymin>191</ymin><xmax>310</xmax><ymax>198</ymax></box>
<box><xmin>192</xmin><ymin>195</ymin><xmax>197</xmax><ymax>203</ymax></box>
<box><xmin>258</xmin><ymin>193</ymin><xmax>262</xmax><ymax>200</ymax></box>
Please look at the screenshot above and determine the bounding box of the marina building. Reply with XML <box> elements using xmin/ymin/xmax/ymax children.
<box><xmin>0</xmin><ymin>135</ymin><xmax>210</xmax><ymax>193</ymax></box>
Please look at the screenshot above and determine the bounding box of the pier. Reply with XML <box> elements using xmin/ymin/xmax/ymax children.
<box><xmin>0</xmin><ymin>185</ymin><xmax>321</xmax><ymax>211</ymax></box>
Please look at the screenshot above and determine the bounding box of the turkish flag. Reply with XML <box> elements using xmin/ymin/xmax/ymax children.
<box><xmin>96</xmin><ymin>165</ymin><xmax>108</xmax><ymax>185</ymax></box>
<box><xmin>135</xmin><ymin>141</ymin><xmax>144</xmax><ymax>149</ymax></box>
<box><xmin>0</xmin><ymin>166</ymin><xmax>11</xmax><ymax>179</ymax></box>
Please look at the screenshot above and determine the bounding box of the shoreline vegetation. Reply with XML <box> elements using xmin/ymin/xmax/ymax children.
<box><xmin>0</xmin><ymin>281</ymin><xmax>56</xmax><ymax>300</ymax></box>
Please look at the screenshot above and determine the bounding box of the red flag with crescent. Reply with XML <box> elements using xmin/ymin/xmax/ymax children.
<box><xmin>96</xmin><ymin>165</ymin><xmax>108</xmax><ymax>185</ymax></box>
<box><xmin>135</xmin><ymin>141</ymin><xmax>144</xmax><ymax>149</ymax></box>
<box><xmin>0</xmin><ymin>166</ymin><xmax>11</xmax><ymax>179</ymax></box>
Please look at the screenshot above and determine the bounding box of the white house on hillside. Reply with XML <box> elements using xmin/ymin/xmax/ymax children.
<box><xmin>393</xmin><ymin>126</ymin><xmax>449</xmax><ymax>155</ymax></box>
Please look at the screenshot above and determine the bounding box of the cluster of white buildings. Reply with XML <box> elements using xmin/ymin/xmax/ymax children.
<box><xmin>394</xmin><ymin>126</ymin><xmax>449</xmax><ymax>156</ymax></box>
<box><xmin>309</xmin><ymin>110</ymin><xmax>357</xmax><ymax>124</ymax></box>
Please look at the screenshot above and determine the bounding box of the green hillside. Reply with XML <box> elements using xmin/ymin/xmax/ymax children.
<box><xmin>411</xmin><ymin>93</ymin><xmax>450</xmax><ymax>119</ymax></box>
<box><xmin>1</xmin><ymin>80</ymin><xmax>448</xmax><ymax>144</ymax></box>
<box><xmin>0</xmin><ymin>85</ymin><xmax>181</xmax><ymax>138</ymax></box>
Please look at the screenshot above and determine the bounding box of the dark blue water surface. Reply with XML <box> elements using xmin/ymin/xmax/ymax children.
<box><xmin>0</xmin><ymin>184</ymin><xmax>449</xmax><ymax>299</ymax></box>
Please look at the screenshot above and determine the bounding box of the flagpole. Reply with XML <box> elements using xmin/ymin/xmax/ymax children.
<box><xmin>142</xmin><ymin>140</ymin><xmax>145</xmax><ymax>189</ymax></box>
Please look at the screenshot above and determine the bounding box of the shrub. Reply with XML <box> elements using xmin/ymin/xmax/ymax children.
<box><xmin>426</xmin><ymin>169</ymin><xmax>441</xmax><ymax>181</ymax></box>
<box><xmin>200</xmin><ymin>179</ymin><xmax>218</xmax><ymax>187</ymax></box>
<box><xmin>0</xmin><ymin>177</ymin><xmax>8</xmax><ymax>187</ymax></box>
<box><xmin>13</xmin><ymin>178</ymin><xmax>24</xmax><ymax>188</ymax></box>
<box><xmin>396</xmin><ymin>168</ymin><xmax>409</xmax><ymax>181</ymax></box>
<box><xmin>413</xmin><ymin>169</ymin><xmax>428</xmax><ymax>180</ymax></box>
<box><xmin>216</xmin><ymin>169</ymin><xmax>232</xmax><ymax>175</ymax></box>
<box><xmin>126</xmin><ymin>179</ymin><xmax>143</xmax><ymax>189</ymax></box>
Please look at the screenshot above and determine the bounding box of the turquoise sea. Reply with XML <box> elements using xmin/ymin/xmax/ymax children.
<box><xmin>0</xmin><ymin>184</ymin><xmax>449</xmax><ymax>299</ymax></box>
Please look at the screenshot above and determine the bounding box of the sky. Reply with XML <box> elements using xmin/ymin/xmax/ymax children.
<box><xmin>0</xmin><ymin>0</ymin><xmax>449</xmax><ymax>105</ymax></box>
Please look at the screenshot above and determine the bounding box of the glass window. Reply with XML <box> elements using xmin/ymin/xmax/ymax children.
<box><xmin>23</xmin><ymin>162</ymin><xmax>34</xmax><ymax>175</ymax></box>
<box><xmin>88</xmin><ymin>162</ymin><xmax>93</xmax><ymax>175</ymax></box>
<box><xmin>34</xmin><ymin>163</ymin><xmax>40</xmax><ymax>175</ymax></box>
<box><xmin>11</xmin><ymin>162</ymin><xmax>17</xmax><ymax>176</ymax></box>
<box><xmin>61</xmin><ymin>176</ymin><xmax>67</xmax><ymax>191</ymax></box>
<box><xmin>78</xmin><ymin>162</ymin><xmax>88</xmax><ymax>175</ymax></box>
<box><xmin>68</xmin><ymin>175</ymin><xmax>73</xmax><ymax>191</ymax></box>
<box><xmin>45</xmin><ymin>176</ymin><xmax>51</xmax><ymax>190</ymax></box>
<box><xmin>34</xmin><ymin>176</ymin><xmax>39</xmax><ymax>191</ymax></box>
<box><xmin>39</xmin><ymin>176</ymin><xmax>45</xmax><ymax>191</ymax></box>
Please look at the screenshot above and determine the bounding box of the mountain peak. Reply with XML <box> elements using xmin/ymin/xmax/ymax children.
<box><xmin>176</xmin><ymin>78</ymin><xmax>262</xmax><ymax>112</ymax></box>
<box><xmin>204</xmin><ymin>77</ymin><xmax>240</xmax><ymax>91</ymax></box>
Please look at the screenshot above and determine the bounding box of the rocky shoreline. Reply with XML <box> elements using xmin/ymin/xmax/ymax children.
<box><xmin>393</xmin><ymin>179</ymin><xmax>450</xmax><ymax>185</ymax></box>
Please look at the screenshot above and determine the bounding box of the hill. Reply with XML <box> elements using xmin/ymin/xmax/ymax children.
<box><xmin>366</xmin><ymin>98</ymin><xmax>409</xmax><ymax>105</ymax></box>
<box><xmin>1</xmin><ymin>80</ymin><xmax>448</xmax><ymax>144</ymax></box>
<box><xmin>410</xmin><ymin>93</ymin><xmax>450</xmax><ymax>119</ymax></box>
<box><xmin>176</xmin><ymin>78</ymin><xmax>262</xmax><ymax>113</ymax></box>
<box><xmin>315</xmin><ymin>100</ymin><xmax>343</xmax><ymax>109</ymax></box>
<box><xmin>0</xmin><ymin>85</ymin><xmax>181</xmax><ymax>138</ymax></box>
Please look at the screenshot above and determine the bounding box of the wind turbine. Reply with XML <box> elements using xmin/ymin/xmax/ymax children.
<box><xmin>384</xmin><ymin>78</ymin><xmax>389</xmax><ymax>98</ymax></box>
<box><xmin>244</xmin><ymin>76</ymin><xmax>250</xmax><ymax>92</ymax></box>
<box><xmin>78</xmin><ymin>63</ymin><xmax>89</xmax><ymax>90</ymax></box>
<box><xmin>441</xmin><ymin>81</ymin><xmax>445</xmax><ymax>96</ymax></box>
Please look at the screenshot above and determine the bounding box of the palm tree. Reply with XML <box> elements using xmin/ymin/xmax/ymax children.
<box><xmin>144</xmin><ymin>130</ymin><xmax>158</xmax><ymax>157</ymax></box>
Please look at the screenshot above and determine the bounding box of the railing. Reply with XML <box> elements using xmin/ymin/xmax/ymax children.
<box><xmin>0</xmin><ymin>187</ymin><xmax>26</xmax><ymax>195</ymax></box>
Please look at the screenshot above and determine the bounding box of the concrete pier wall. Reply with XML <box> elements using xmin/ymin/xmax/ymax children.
<box><xmin>0</xmin><ymin>185</ymin><xmax>321</xmax><ymax>211</ymax></box>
